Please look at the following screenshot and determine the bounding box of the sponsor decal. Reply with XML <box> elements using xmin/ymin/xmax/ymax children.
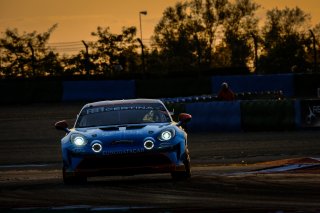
<box><xmin>73</xmin><ymin>148</ymin><xmax>86</xmax><ymax>153</ymax></box>
<box><xmin>86</xmin><ymin>105</ymin><xmax>163</xmax><ymax>115</ymax></box>
<box><xmin>103</xmin><ymin>148</ymin><xmax>145</xmax><ymax>155</ymax></box>
<box><xmin>301</xmin><ymin>100</ymin><xmax>320</xmax><ymax>127</ymax></box>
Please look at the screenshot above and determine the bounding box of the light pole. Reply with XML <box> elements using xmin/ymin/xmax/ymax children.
<box><xmin>82</xmin><ymin>40</ymin><xmax>90</xmax><ymax>77</ymax></box>
<box><xmin>139</xmin><ymin>11</ymin><xmax>147</xmax><ymax>74</ymax></box>
<box><xmin>139</xmin><ymin>11</ymin><xmax>147</xmax><ymax>42</ymax></box>
<box><xmin>309</xmin><ymin>29</ymin><xmax>317</xmax><ymax>73</ymax></box>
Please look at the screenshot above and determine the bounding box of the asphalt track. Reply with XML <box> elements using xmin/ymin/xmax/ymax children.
<box><xmin>1</xmin><ymin>103</ymin><xmax>320</xmax><ymax>212</ymax></box>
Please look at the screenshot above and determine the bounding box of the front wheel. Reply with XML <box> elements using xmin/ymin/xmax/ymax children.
<box><xmin>171</xmin><ymin>153</ymin><xmax>191</xmax><ymax>180</ymax></box>
<box><xmin>63</xmin><ymin>167</ymin><xmax>87</xmax><ymax>185</ymax></box>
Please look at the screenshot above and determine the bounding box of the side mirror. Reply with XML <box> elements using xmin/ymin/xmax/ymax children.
<box><xmin>55</xmin><ymin>120</ymin><xmax>70</xmax><ymax>133</ymax></box>
<box><xmin>177</xmin><ymin>113</ymin><xmax>192</xmax><ymax>126</ymax></box>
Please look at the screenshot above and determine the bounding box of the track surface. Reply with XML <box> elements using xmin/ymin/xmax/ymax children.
<box><xmin>1</xmin><ymin>103</ymin><xmax>320</xmax><ymax>212</ymax></box>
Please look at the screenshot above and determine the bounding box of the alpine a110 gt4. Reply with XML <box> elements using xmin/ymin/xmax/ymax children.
<box><xmin>55</xmin><ymin>99</ymin><xmax>192</xmax><ymax>184</ymax></box>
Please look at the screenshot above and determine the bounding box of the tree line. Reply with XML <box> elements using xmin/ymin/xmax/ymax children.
<box><xmin>0</xmin><ymin>0</ymin><xmax>320</xmax><ymax>79</ymax></box>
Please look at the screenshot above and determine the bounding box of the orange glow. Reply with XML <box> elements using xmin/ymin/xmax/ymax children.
<box><xmin>0</xmin><ymin>0</ymin><xmax>319</xmax><ymax>53</ymax></box>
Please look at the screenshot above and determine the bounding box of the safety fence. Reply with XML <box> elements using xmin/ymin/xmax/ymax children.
<box><xmin>1</xmin><ymin>73</ymin><xmax>319</xmax><ymax>103</ymax></box>
<box><xmin>211</xmin><ymin>74</ymin><xmax>295</xmax><ymax>97</ymax></box>
<box><xmin>0</xmin><ymin>74</ymin><xmax>319</xmax><ymax>132</ymax></box>
<box><xmin>166</xmin><ymin>99</ymin><xmax>319</xmax><ymax>132</ymax></box>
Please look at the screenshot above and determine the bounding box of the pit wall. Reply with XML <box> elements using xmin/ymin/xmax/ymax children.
<box><xmin>183</xmin><ymin>100</ymin><xmax>298</xmax><ymax>132</ymax></box>
<box><xmin>166</xmin><ymin>99</ymin><xmax>319</xmax><ymax>132</ymax></box>
<box><xmin>1</xmin><ymin>73</ymin><xmax>319</xmax><ymax>103</ymax></box>
<box><xmin>211</xmin><ymin>74</ymin><xmax>295</xmax><ymax>97</ymax></box>
<box><xmin>0</xmin><ymin>74</ymin><xmax>319</xmax><ymax>131</ymax></box>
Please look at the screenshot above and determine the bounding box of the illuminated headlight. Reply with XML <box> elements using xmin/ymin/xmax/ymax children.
<box><xmin>71</xmin><ymin>134</ymin><xmax>87</xmax><ymax>146</ymax></box>
<box><xmin>158</xmin><ymin>129</ymin><xmax>175</xmax><ymax>141</ymax></box>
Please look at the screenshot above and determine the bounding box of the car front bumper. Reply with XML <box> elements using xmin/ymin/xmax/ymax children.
<box><xmin>63</xmin><ymin>145</ymin><xmax>186</xmax><ymax>177</ymax></box>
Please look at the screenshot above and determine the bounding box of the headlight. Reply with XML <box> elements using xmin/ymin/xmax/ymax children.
<box><xmin>158</xmin><ymin>129</ymin><xmax>175</xmax><ymax>141</ymax></box>
<box><xmin>71</xmin><ymin>134</ymin><xmax>87</xmax><ymax>146</ymax></box>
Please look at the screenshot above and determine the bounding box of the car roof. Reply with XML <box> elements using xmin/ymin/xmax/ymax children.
<box><xmin>83</xmin><ymin>99</ymin><xmax>164</xmax><ymax>108</ymax></box>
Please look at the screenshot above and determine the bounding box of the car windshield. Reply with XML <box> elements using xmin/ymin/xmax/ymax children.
<box><xmin>75</xmin><ymin>103</ymin><xmax>171</xmax><ymax>128</ymax></box>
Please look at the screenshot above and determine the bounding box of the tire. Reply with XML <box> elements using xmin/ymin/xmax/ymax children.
<box><xmin>62</xmin><ymin>167</ymin><xmax>87</xmax><ymax>185</ymax></box>
<box><xmin>171</xmin><ymin>152</ymin><xmax>191</xmax><ymax>180</ymax></box>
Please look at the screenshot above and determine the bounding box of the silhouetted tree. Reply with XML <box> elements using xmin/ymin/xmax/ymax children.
<box><xmin>188</xmin><ymin>0</ymin><xmax>228</xmax><ymax>68</ymax></box>
<box><xmin>90</xmin><ymin>26</ymin><xmax>140</xmax><ymax>76</ymax></box>
<box><xmin>259</xmin><ymin>7</ymin><xmax>311</xmax><ymax>73</ymax></box>
<box><xmin>151</xmin><ymin>0</ymin><xmax>261</xmax><ymax>74</ymax></box>
<box><xmin>61</xmin><ymin>53</ymin><xmax>89</xmax><ymax>76</ymax></box>
<box><xmin>151</xmin><ymin>2</ymin><xmax>195</xmax><ymax>74</ymax></box>
<box><xmin>1</xmin><ymin>1</ymin><xmax>318</xmax><ymax>79</ymax></box>
<box><xmin>223</xmin><ymin>0</ymin><xmax>260</xmax><ymax>72</ymax></box>
<box><xmin>0</xmin><ymin>24</ymin><xmax>62</xmax><ymax>78</ymax></box>
<box><xmin>151</xmin><ymin>0</ymin><xmax>229</xmax><ymax>74</ymax></box>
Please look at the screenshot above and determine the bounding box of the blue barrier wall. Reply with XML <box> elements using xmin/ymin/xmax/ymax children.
<box><xmin>212</xmin><ymin>74</ymin><xmax>294</xmax><ymax>97</ymax></box>
<box><xmin>185</xmin><ymin>101</ymin><xmax>241</xmax><ymax>132</ymax></box>
<box><xmin>62</xmin><ymin>80</ymin><xmax>136</xmax><ymax>101</ymax></box>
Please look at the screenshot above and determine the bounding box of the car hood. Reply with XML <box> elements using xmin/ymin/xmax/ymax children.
<box><xmin>73</xmin><ymin>123</ymin><xmax>175</xmax><ymax>145</ymax></box>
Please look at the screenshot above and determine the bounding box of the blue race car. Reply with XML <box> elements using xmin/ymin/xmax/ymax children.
<box><xmin>55</xmin><ymin>99</ymin><xmax>192</xmax><ymax>184</ymax></box>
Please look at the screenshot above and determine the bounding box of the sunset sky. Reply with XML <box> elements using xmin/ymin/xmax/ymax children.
<box><xmin>1</xmin><ymin>0</ymin><xmax>319</xmax><ymax>54</ymax></box>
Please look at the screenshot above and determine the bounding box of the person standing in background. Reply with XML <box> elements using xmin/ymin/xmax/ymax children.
<box><xmin>217</xmin><ymin>82</ymin><xmax>235</xmax><ymax>101</ymax></box>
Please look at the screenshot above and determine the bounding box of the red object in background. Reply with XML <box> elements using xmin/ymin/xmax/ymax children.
<box><xmin>217</xmin><ymin>82</ymin><xmax>235</xmax><ymax>101</ymax></box>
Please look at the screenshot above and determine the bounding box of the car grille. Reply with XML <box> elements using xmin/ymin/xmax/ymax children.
<box><xmin>76</xmin><ymin>153</ymin><xmax>172</xmax><ymax>170</ymax></box>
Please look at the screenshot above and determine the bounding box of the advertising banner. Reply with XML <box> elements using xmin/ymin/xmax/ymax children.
<box><xmin>300</xmin><ymin>99</ymin><xmax>320</xmax><ymax>128</ymax></box>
